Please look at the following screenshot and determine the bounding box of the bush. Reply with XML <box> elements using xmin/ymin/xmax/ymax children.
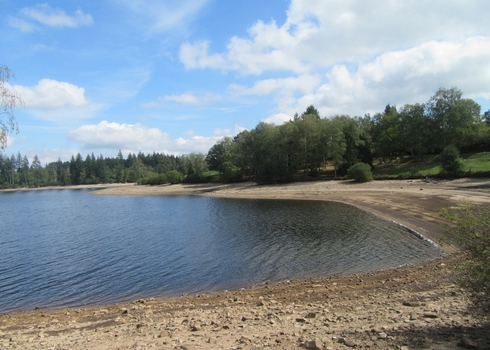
<box><xmin>441</xmin><ymin>145</ymin><xmax>465</xmax><ymax>174</ymax></box>
<box><xmin>165</xmin><ymin>170</ymin><xmax>184</xmax><ymax>184</ymax></box>
<box><xmin>440</xmin><ymin>202</ymin><xmax>490</xmax><ymax>316</ymax></box>
<box><xmin>347</xmin><ymin>162</ymin><xmax>373</xmax><ymax>182</ymax></box>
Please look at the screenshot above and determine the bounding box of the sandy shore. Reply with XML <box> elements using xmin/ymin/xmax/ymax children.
<box><xmin>1</xmin><ymin>178</ymin><xmax>490</xmax><ymax>349</ymax></box>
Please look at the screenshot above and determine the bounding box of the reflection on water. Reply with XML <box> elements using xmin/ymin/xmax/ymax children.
<box><xmin>0</xmin><ymin>189</ymin><xmax>443</xmax><ymax>313</ymax></box>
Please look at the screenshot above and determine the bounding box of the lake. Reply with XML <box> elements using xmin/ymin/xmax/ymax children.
<box><xmin>0</xmin><ymin>189</ymin><xmax>443</xmax><ymax>313</ymax></box>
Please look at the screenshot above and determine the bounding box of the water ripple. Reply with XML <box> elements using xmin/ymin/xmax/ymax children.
<box><xmin>0</xmin><ymin>190</ymin><xmax>443</xmax><ymax>313</ymax></box>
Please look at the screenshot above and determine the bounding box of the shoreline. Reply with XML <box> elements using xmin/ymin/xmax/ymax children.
<box><xmin>92</xmin><ymin>177</ymin><xmax>490</xmax><ymax>253</ymax></box>
<box><xmin>1</xmin><ymin>178</ymin><xmax>490</xmax><ymax>349</ymax></box>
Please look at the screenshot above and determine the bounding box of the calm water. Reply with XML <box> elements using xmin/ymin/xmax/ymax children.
<box><xmin>0</xmin><ymin>189</ymin><xmax>443</xmax><ymax>313</ymax></box>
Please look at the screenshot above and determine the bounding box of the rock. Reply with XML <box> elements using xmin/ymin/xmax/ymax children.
<box><xmin>305</xmin><ymin>312</ymin><xmax>316</xmax><ymax>318</ymax></box>
<box><xmin>378</xmin><ymin>332</ymin><xmax>388</xmax><ymax>339</ymax></box>
<box><xmin>296</xmin><ymin>317</ymin><xmax>307</xmax><ymax>323</ymax></box>
<box><xmin>344</xmin><ymin>339</ymin><xmax>357</xmax><ymax>347</ymax></box>
<box><xmin>133</xmin><ymin>341</ymin><xmax>147</xmax><ymax>349</ymax></box>
<box><xmin>423</xmin><ymin>313</ymin><xmax>438</xmax><ymax>318</ymax></box>
<box><xmin>402</xmin><ymin>301</ymin><xmax>420</xmax><ymax>307</ymax></box>
<box><xmin>458</xmin><ymin>336</ymin><xmax>478</xmax><ymax>349</ymax></box>
<box><xmin>304</xmin><ymin>338</ymin><xmax>322</xmax><ymax>349</ymax></box>
<box><xmin>410</xmin><ymin>312</ymin><xmax>417</xmax><ymax>320</ymax></box>
<box><xmin>239</xmin><ymin>336</ymin><xmax>250</xmax><ymax>344</ymax></box>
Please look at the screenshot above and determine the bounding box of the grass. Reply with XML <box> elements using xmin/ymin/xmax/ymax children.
<box><xmin>462</xmin><ymin>152</ymin><xmax>490</xmax><ymax>172</ymax></box>
<box><xmin>202</xmin><ymin>170</ymin><xmax>220</xmax><ymax>178</ymax></box>
<box><xmin>373</xmin><ymin>155</ymin><xmax>442</xmax><ymax>178</ymax></box>
<box><xmin>372</xmin><ymin>152</ymin><xmax>490</xmax><ymax>179</ymax></box>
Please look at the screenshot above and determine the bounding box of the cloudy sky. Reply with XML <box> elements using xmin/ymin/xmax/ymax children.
<box><xmin>2</xmin><ymin>0</ymin><xmax>490</xmax><ymax>163</ymax></box>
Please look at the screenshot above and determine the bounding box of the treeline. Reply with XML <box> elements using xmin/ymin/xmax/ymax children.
<box><xmin>205</xmin><ymin>87</ymin><xmax>490</xmax><ymax>183</ymax></box>
<box><xmin>0</xmin><ymin>150</ymin><xmax>209</xmax><ymax>189</ymax></box>
<box><xmin>2</xmin><ymin>86</ymin><xmax>488</xmax><ymax>189</ymax></box>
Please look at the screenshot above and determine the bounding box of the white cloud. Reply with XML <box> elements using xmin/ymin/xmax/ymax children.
<box><xmin>143</xmin><ymin>92</ymin><xmax>221</xmax><ymax>107</ymax></box>
<box><xmin>229</xmin><ymin>74</ymin><xmax>321</xmax><ymax>96</ymax></box>
<box><xmin>291</xmin><ymin>37</ymin><xmax>490</xmax><ymax>117</ymax></box>
<box><xmin>13</xmin><ymin>79</ymin><xmax>89</xmax><ymax>109</ymax></box>
<box><xmin>261</xmin><ymin>113</ymin><xmax>292</xmax><ymax>125</ymax></box>
<box><xmin>8</xmin><ymin>17</ymin><xmax>37</xmax><ymax>32</ymax></box>
<box><xmin>68</xmin><ymin>121</ymin><xmax>242</xmax><ymax>155</ymax></box>
<box><xmin>10</xmin><ymin>79</ymin><xmax>102</xmax><ymax>122</ymax></box>
<box><xmin>179</xmin><ymin>41</ymin><xmax>227</xmax><ymax>70</ymax></box>
<box><xmin>213</xmin><ymin>124</ymin><xmax>246</xmax><ymax>137</ymax></box>
<box><xmin>68</xmin><ymin>121</ymin><xmax>170</xmax><ymax>150</ymax></box>
<box><xmin>117</xmin><ymin>0</ymin><xmax>209</xmax><ymax>33</ymax></box>
<box><xmin>179</xmin><ymin>0</ymin><xmax>490</xmax><ymax>75</ymax></box>
<box><xmin>20</xmin><ymin>5</ymin><xmax>93</xmax><ymax>28</ymax></box>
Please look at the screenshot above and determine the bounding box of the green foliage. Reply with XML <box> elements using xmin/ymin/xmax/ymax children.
<box><xmin>165</xmin><ymin>170</ymin><xmax>184</xmax><ymax>184</ymax></box>
<box><xmin>441</xmin><ymin>145</ymin><xmax>465</xmax><ymax>174</ymax></box>
<box><xmin>347</xmin><ymin>162</ymin><xmax>373</xmax><ymax>182</ymax></box>
<box><xmin>440</xmin><ymin>202</ymin><xmax>490</xmax><ymax>315</ymax></box>
<box><xmin>0</xmin><ymin>150</ymin><xmax>186</xmax><ymax>188</ymax></box>
<box><xmin>426</xmin><ymin>87</ymin><xmax>481</xmax><ymax>150</ymax></box>
<box><xmin>221</xmin><ymin>161</ymin><xmax>241</xmax><ymax>182</ymax></box>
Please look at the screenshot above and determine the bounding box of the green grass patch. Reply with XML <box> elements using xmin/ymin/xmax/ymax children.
<box><xmin>462</xmin><ymin>152</ymin><xmax>490</xmax><ymax>172</ymax></box>
<box><xmin>202</xmin><ymin>170</ymin><xmax>220</xmax><ymax>177</ymax></box>
<box><xmin>371</xmin><ymin>152</ymin><xmax>490</xmax><ymax>179</ymax></box>
<box><xmin>373</xmin><ymin>155</ymin><xmax>442</xmax><ymax>178</ymax></box>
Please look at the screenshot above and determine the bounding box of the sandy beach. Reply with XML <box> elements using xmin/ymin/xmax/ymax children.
<box><xmin>1</xmin><ymin>178</ymin><xmax>490</xmax><ymax>349</ymax></box>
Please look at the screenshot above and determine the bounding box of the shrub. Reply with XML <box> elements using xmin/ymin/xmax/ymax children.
<box><xmin>165</xmin><ymin>170</ymin><xmax>184</xmax><ymax>184</ymax></box>
<box><xmin>441</xmin><ymin>144</ymin><xmax>465</xmax><ymax>174</ymax></box>
<box><xmin>184</xmin><ymin>173</ymin><xmax>206</xmax><ymax>183</ymax></box>
<box><xmin>347</xmin><ymin>162</ymin><xmax>373</xmax><ymax>182</ymax></box>
<box><xmin>440</xmin><ymin>202</ymin><xmax>490</xmax><ymax>316</ymax></box>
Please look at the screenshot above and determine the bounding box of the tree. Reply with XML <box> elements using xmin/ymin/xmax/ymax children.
<box><xmin>399</xmin><ymin>103</ymin><xmax>431</xmax><ymax>157</ymax></box>
<box><xmin>206</xmin><ymin>138</ymin><xmax>229</xmax><ymax>175</ymax></box>
<box><xmin>30</xmin><ymin>155</ymin><xmax>46</xmax><ymax>187</ymax></box>
<box><xmin>426</xmin><ymin>87</ymin><xmax>481</xmax><ymax>150</ymax></box>
<box><xmin>303</xmin><ymin>105</ymin><xmax>320</xmax><ymax>119</ymax></box>
<box><xmin>347</xmin><ymin>162</ymin><xmax>373</xmax><ymax>182</ymax></box>
<box><xmin>1</xmin><ymin>66</ymin><xmax>23</xmax><ymax>149</ymax></box>
<box><xmin>327</xmin><ymin>126</ymin><xmax>347</xmax><ymax>178</ymax></box>
<box><xmin>371</xmin><ymin>104</ymin><xmax>403</xmax><ymax>159</ymax></box>
<box><xmin>440</xmin><ymin>144</ymin><xmax>464</xmax><ymax>175</ymax></box>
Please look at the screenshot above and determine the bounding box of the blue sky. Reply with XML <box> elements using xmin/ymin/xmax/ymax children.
<box><xmin>2</xmin><ymin>0</ymin><xmax>490</xmax><ymax>164</ymax></box>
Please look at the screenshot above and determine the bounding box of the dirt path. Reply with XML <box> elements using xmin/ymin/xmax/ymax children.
<box><xmin>1</xmin><ymin>178</ymin><xmax>490</xmax><ymax>349</ymax></box>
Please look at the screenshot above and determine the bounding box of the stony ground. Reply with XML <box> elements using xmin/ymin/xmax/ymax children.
<box><xmin>1</xmin><ymin>254</ymin><xmax>489</xmax><ymax>349</ymax></box>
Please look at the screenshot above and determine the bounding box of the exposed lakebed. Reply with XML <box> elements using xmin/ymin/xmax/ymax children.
<box><xmin>0</xmin><ymin>189</ymin><xmax>443</xmax><ymax>313</ymax></box>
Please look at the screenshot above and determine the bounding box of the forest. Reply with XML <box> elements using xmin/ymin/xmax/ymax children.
<box><xmin>205</xmin><ymin>87</ymin><xmax>489</xmax><ymax>183</ymax></box>
<box><xmin>1</xmin><ymin>87</ymin><xmax>489</xmax><ymax>188</ymax></box>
